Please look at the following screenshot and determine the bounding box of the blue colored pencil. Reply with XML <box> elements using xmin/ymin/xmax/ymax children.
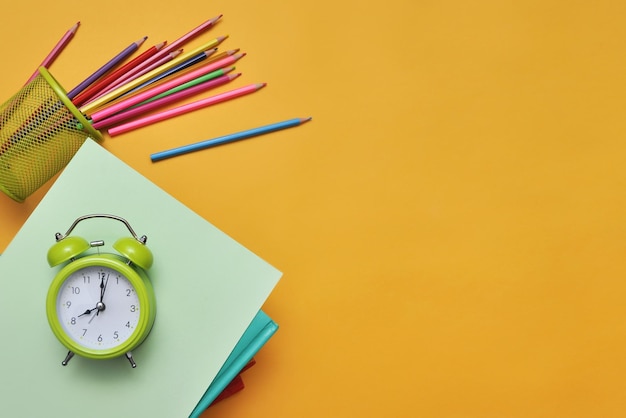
<box><xmin>150</xmin><ymin>117</ymin><xmax>312</xmax><ymax>162</ymax></box>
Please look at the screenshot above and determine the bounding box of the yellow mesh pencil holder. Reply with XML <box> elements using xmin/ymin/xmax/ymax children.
<box><xmin>0</xmin><ymin>67</ymin><xmax>101</xmax><ymax>202</ymax></box>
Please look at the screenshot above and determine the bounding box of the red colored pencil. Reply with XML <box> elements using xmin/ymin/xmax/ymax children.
<box><xmin>84</xmin><ymin>49</ymin><xmax>183</xmax><ymax>106</ymax></box>
<box><xmin>71</xmin><ymin>41</ymin><xmax>166</xmax><ymax>107</ymax></box>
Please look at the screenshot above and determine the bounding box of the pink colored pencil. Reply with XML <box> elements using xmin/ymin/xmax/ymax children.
<box><xmin>25</xmin><ymin>22</ymin><xmax>79</xmax><ymax>84</ymax></box>
<box><xmin>108</xmin><ymin>83</ymin><xmax>266</xmax><ymax>136</ymax></box>
<box><xmin>90</xmin><ymin>53</ymin><xmax>245</xmax><ymax>122</ymax></box>
<box><xmin>110</xmin><ymin>15</ymin><xmax>222</xmax><ymax>89</ymax></box>
<box><xmin>71</xmin><ymin>41</ymin><xmax>166</xmax><ymax>107</ymax></box>
<box><xmin>85</xmin><ymin>49</ymin><xmax>183</xmax><ymax>106</ymax></box>
<box><xmin>92</xmin><ymin>73</ymin><xmax>240</xmax><ymax>130</ymax></box>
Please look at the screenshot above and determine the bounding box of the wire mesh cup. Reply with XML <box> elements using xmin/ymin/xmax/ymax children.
<box><xmin>0</xmin><ymin>67</ymin><xmax>102</xmax><ymax>202</ymax></box>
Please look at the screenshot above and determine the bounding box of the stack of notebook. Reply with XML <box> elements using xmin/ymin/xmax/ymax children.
<box><xmin>0</xmin><ymin>139</ymin><xmax>281</xmax><ymax>417</ymax></box>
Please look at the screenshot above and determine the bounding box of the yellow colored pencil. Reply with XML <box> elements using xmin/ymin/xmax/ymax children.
<box><xmin>80</xmin><ymin>35</ymin><xmax>228</xmax><ymax>115</ymax></box>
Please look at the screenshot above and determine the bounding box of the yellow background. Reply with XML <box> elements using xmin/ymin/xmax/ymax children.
<box><xmin>1</xmin><ymin>1</ymin><xmax>626</xmax><ymax>416</ymax></box>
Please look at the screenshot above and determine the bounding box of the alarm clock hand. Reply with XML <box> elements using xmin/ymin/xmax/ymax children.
<box><xmin>78</xmin><ymin>307</ymin><xmax>99</xmax><ymax>324</ymax></box>
<box><xmin>78</xmin><ymin>307</ymin><xmax>98</xmax><ymax>317</ymax></box>
<box><xmin>77</xmin><ymin>276</ymin><xmax>109</xmax><ymax>319</ymax></box>
<box><xmin>99</xmin><ymin>276</ymin><xmax>106</xmax><ymax>301</ymax></box>
<box><xmin>97</xmin><ymin>275</ymin><xmax>109</xmax><ymax>315</ymax></box>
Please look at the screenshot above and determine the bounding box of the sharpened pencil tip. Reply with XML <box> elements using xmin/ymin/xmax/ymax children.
<box><xmin>301</xmin><ymin>117</ymin><xmax>312</xmax><ymax>123</ymax></box>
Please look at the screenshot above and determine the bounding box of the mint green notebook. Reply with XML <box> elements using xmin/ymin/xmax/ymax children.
<box><xmin>194</xmin><ymin>310</ymin><xmax>278</xmax><ymax>416</ymax></box>
<box><xmin>0</xmin><ymin>139</ymin><xmax>281</xmax><ymax>417</ymax></box>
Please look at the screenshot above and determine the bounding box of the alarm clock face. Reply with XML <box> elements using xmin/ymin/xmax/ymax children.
<box><xmin>55</xmin><ymin>265</ymin><xmax>141</xmax><ymax>350</ymax></box>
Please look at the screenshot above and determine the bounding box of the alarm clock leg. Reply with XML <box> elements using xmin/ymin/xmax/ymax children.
<box><xmin>125</xmin><ymin>351</ymin><xmax>137</xmax><ymax>368</ymax></box>
<box><xmin>61</xmin><ymin>351</ymin><xmax>75</xmax><ymax>366</ymax></box>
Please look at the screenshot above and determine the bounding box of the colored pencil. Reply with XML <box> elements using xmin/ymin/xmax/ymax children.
<box><xmin>71</xmin><ymin>41</ymin><xmax>166</xmax><ymax>106</ymax></box>
<box><xmin>92</xmin><ymin>73</ymin><xmax>240</xmax><ymax>130</ymax></box>
<box><xmin>106</xmin><ymin>15</ymin><xmax>221</xmax><ymax>91</ymax></box>
<box><xmin>112</xmin><ymin>36</ymin><xmax>226</xmax><ymax>96</ymax></box>
<box><xmin>90</xmin><ymin>54</ymin><xmax>245</xmax><ymax>121</ymax></box>
<box><xmin>90</xmin><ymin>54</ymin><xmax>243</xmax><ymax>122</ymax></box>
<box><xmin>81</xmin><ymin>36</ymin><xmax>228</xmax><ymax>114</ymax></box>
<box><xmin>121</xmin><ymin>49</ymin><xmax>239</xmax><ymax>99</ymax></box>
<box><xmin>25</xmin><ymin>22</ymin><xmax>79</xmax><ymax>84</ymax></box>
<box><xmin>67</xmin><ymin>36</ymin><xmax>147</xmax><ymax>99</ymax></box>
<box><xmin>88</xmin><ymin>49</ymin><xmax>183</xmax><ymax>105</ymax></box>
<box><xmin>124</xmin><ymin>48</ymin><xmax>217</xmax><ymax>96</ymax></box>
<box><xmin>131</xmin><ymin>64</ymin><xmax>237</xmax><ymax>107</ymax></box>
<box><xmin>191</xmin><ymin>48</ymin><xmax>239</xmax><ymax>68</ymax></box>
<box><xmin>150</xmin><ymin>117</ymin><xmax>312</xmax><ymax>162</ymax></box>
<box><xmin>101</xmin><ymin>50</ymin><xmax>241</xmax><ymax>107</ymax></box>
<box><xmin>108</xmin><ymin>83</ymin><xmax>267</xmax><ymax>136</ymax></box>
<box><xmin>106</xmin><ymin>35</ymin><xmax>226</xmax><ymax>97</ymax></box>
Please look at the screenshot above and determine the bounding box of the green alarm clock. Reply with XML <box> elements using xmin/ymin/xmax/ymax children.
<box><xmin>46</xmin><ymin>214</ymin><xmax>156</xmax><ymax>368</ymax></box>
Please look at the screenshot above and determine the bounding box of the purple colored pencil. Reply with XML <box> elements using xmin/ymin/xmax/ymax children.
<box><xmin>67</xmin><ymin>36</ymin><xmax>147</xmax><ymax>99</ymax></box>
<box><xmin>88</xmin><ymin>49</ymin><xmax>183</xmax><ymax>104</ymax></box>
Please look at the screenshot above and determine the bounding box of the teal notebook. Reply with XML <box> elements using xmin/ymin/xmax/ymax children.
<box><xmin>0</xmin><ymin>139</ymin><xmax>282</xmax><ymax>417</ymax></box>
<box><xmin>194</xmin><ymin>310</ymin><xmax>278</xmax><ymax>416</ymax></box>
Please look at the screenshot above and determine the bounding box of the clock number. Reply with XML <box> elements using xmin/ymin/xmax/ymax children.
<box><xmin>125</xmin><ymin>321</ymin><xmax>131</xmax><ymax>328</ymax></box>
<box><xmin>113</xmin><ymin>331</ymin><xmax>119</xmax><ymax>339</ymax></box>
<box><xmin>130</xmin><ymin>305</ymin><xmax>137</xmax><ymax>312</ymax></box>
<box><xmin>70</xmin><ymin>317</ymin><xmax>76</xmax><ymax>325</ymax></box>
<box><xmin>82</xmin><ymin>329</ymin><xmax>87</xmax><ymax>336</ymax></box>
<box><xmin>71</xmin><ymin>286</ymin><xmax>80</xmax><ymax>294</ymax></box>
<box><xmin>83</xmin><ymin>276</ymin><xmax>90</xmax><ymax>284</ymax></box>
<box><xmin>126</xmin><ymin>288</ymin><xmax>132</xmax><ymax>296</ymax></box>
<box><xmin>97</xmin><ymin>334</ymin><xmax>103</xmax><ymax>342</ymax></box>
<box><xmin>65</xmin><ymin>301</ymin><xmax>71</xmax><ymax>308</ymax></box>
